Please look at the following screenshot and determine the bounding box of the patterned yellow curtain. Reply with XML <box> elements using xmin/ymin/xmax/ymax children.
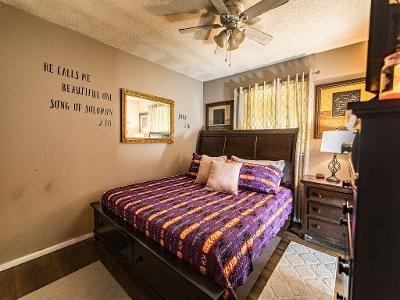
<box><xmin>150</xmin><ymin>103</ymin><xmax>170</xmax><ymax>132</ymax></box>
<box><xmin>234</xmin><ymin>73</ymin><xmax>309</xmax><ymax>221</ymax></box>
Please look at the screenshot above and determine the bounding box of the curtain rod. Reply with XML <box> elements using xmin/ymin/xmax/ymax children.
<box><xmin>241</xmin><ymin>72</ymin><xmax>311</xmax><ymax>91</ymax></box>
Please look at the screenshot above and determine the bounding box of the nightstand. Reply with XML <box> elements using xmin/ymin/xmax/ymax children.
<box><xmin>301</xmin><ymin>175</ymin><xmax>353</xmax><ymax>250</ymax></box>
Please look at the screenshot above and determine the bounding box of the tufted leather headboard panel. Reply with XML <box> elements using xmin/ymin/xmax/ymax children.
<box><xmin>196</xmin><ymin>129</ymin><xmax>299</xmax><ymax>190</ymax></box>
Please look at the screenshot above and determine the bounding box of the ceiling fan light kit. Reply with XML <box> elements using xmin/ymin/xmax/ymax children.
<box><xmin>178</xmin><ymin>0</ymin><xmax>289</xmax><ymax>65</ymax></box>
<box><xmin>214</xmin><ymin>30</ymin><xmax>228</xmax><ymax>48</ymax></box>
<box><xmin>232</xmin><ymin>27</ymin><xmax>245</xmax><ymax>45</ymax></box>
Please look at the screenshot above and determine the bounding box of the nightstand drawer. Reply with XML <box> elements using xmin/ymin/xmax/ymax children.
<box><xmin>308</xmin><ymin>201</ymin><xmax>343</xmax><ymax>221</ymax></box>
<box><xmin>307</xmin><ymin>217</ymin><xmax>346</xmax><ymax>241</ymax></box>
<box><xmin>308</xmin><ymin>187</ymin><xmax>350</xmax><ymax>205</ymax></box>
<box><xmin>301</xmin><ymin>176</ymin><xmax>353</xmax><ymax>250</ymax></box>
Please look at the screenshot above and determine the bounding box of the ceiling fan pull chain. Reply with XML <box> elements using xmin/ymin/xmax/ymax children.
<box><xmin>214</xmin><ymin>45</ymin><xmax>219</xmax><ymax>54</ymax></box>
<box><xmin>225</xmin><ymin>38</ymin><xmax>228</xmax><ymax>62</ymax></box>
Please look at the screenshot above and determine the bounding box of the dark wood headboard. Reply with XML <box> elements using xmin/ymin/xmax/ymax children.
<box><xmin>196</xmin><ymin>129</ymin><xmax>299</xmax><ymax>190</ymax></box>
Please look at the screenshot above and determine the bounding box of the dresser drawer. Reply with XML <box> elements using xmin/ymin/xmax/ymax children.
<box><xmin>308</xmin><ymin>201</ymin><xmax>343</xmax><ymax>222</ymax></box>
<box><xmin>307</xmin><ymin>217</ymin><xmax>346</xmax><ymax>241</ymax></box>
<box><xmin>95</xmin><ymin>212</ymin><xmax>133</xmax><ymax>264</ymax></box>
<box><xmin>132</xmin><ymin>241</ymin><xmax>208</xmax><ymax>299</ymax></box>
<box><xmin>308</xmin><ymin>187</ymin><xmax>350</xmax><ymax>206</ymax></box>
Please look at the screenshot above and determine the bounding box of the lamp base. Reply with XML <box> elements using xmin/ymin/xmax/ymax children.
<box><xmin>326</xmin><ymin>153</ymin><xmax>341</xmax><ymax>184</ymax></box>
<box><xmin>326</xmin><ymin>174</ymin><xmax>341</xmax><ymax>184</ymax></box>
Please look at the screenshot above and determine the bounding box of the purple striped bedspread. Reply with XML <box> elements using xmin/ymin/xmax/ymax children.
<box><xmin>102</xmin><ymin>174</ymin><xmax>293</xmax><ymax>297</ymax></box>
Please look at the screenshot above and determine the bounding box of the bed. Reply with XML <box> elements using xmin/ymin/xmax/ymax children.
<box><xmin>91</xmin><ymin>129</ymin><xmax>298</xmax><ymax>299</ymax></box>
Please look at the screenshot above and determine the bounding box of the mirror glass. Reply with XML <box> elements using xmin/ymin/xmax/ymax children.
<box><xmin>121</xmin><ymin>89</ymin><xmax>174</xmax><ymax>143</ymax></box>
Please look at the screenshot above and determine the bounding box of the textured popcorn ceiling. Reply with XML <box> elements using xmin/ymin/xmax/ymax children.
<box><xmin>2</xmin><ymin>0</ymin><xmax>370</xmax><ymax>81</ymax></box>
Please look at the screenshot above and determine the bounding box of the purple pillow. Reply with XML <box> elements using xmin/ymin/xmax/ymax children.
<box><xmin>187</xmin><ymin>153</ymin><xmax>202</xmax><ymax>178</ymax></box>
<box><xmin>238</xmin><ymin>162</ymin><xmax>283</xmax><ymax>194</ymax></box>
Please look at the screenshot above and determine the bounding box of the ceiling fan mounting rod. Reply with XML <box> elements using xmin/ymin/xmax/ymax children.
<box><xmin>224</xmin><ymin>0</ymin><xmax>245</xmax><ymax>15</ymax></box>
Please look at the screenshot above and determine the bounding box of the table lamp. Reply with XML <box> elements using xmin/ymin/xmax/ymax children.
<box><xmin>320</xmin><ymin>130</ymin><xmax>355</xmax><ymax>183</ymax></box>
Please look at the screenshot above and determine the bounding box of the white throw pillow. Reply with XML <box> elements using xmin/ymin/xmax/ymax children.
<box><xmin>231</xmin><ymin>155</ymin><xmax>285</xmax><ymax>171</ymax></box>
<box><xmin>195</xmin><ymin>155</ymin><xmax>227</xmax><ymax>184</ymax></box>
<box><xmin>206</xmin><ymin>161</ymin><xmax>243</xmax><ymax>195</ymax></box>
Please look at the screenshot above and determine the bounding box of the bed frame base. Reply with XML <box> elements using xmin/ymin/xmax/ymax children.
<box><xmin>91</xmin><ymin>202</ymin><xmax>283</xmax><ymax>300</ymax></box>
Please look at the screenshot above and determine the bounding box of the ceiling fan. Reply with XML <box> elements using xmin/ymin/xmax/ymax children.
<box><xmin>178</xmin><ymin>0</ymin><xmax>289</xmax><ymax>52</ymax></box>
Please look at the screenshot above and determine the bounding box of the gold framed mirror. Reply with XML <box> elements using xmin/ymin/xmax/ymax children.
<box><xmin>121</xmin><ymin>89</ymin><xmax>174</xmax><ymax>143</ymax></box>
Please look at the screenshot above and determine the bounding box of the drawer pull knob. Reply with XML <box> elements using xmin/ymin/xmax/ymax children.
<box><xmin>342</xmin><ymin>202</ymin><xmax>353</xmax><ymax>215</ymax></box>
<box><xmin>311</xmin><ymin>223</ymin><xmax>320</xmax><ymax>230</ymax></box>
<box><xmin>311</xmin><ymin>207</ymin><xmax>321</xmax><ymax>213</ymax></box>
<box><xmin>338</xmin><ymin>262</ymin><xmax>350</xmax><ymax>275</ymax></box>
<box><xmin>336</xmin><ymin>292</ymin><xmax>345</xmax><ymax>300</ymax></box>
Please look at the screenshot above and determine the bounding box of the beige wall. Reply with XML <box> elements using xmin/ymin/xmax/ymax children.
<box><xmin>0</xmin><ymin>5</ymin><xmax>203</xmax><ymax>265</ymax></box>
<box><xmin>203</xmin><ymin>42</ymin><xmax>368</xmax><ymax>180</ymax></box>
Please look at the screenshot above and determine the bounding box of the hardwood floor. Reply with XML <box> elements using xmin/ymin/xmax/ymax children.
<box><xmin>0</xmin><ymin>228</ymin><xmax>343</xmax><ymax>300</ymax></box>
<box><xmin>0</xmin><ymin>238</ymin><xmax>150</xmax><ymax>300</ymax></box>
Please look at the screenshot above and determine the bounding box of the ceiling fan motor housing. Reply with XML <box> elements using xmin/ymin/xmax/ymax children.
<box><xmin>220</xmin><ymin>14</ymin><xmax>240</xmax><ymax>30</ymax></box>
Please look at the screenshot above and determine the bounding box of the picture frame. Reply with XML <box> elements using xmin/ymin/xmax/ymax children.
<box><xmin>139</xmin><ymin>112</ymin><xmax>149</xmax><ymax>135</ymax></box>
<box><xmin>205</xmin><ymin>100</ymin><xmax>234</xmax><ymax>131</ymax></box>
<box><xmin>314</xmin><ymin>78</ymin><xmax>375</xmax><ymax>138</ymax></box>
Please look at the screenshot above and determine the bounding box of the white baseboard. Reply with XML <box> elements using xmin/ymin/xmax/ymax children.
<box><xmin>0</xmin><ymin>232</ymin><xmax>94</xmax><ymax>272</ymax></box>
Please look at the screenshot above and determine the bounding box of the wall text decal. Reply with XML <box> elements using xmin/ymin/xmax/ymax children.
<box><xmin>178</xmin><ymin>113</ymin><xmax>191</xmax><ymax>129</ymax></box>
<box><xmin>43</xmin><ymin>62</ymin><xmax>113</xmax><ymax>127</ymax></box>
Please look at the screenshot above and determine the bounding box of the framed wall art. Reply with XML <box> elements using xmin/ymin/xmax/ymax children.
<box><xmin>314</xmin><ymin>78</ymin><xmax>375</xmax><ymax>138</ymax></box>
<box><xmin>205</xmin><ymin>100</ymin><xmax>234</xmax><ymax>131</ymax></box>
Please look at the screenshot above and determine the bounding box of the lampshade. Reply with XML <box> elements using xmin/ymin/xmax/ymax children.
<box><xmin>320</xmin><ymin>130</ymin><xmax>355</xmax><ymax>154</ymax></box>
<box><xmin>214</xmin><ymin>30</ymin><xmax>228</xmax><ymax>48</ymax></box>
<box><xmin>227</xmin><ymin>37</ymin><xmax>239</xmax><ymax>51</ymax></box>
<box><xmin>232</xmin><ymin>28</ymin><xmax>245</xmax><ymax>45</ymax></box>
<box><xmin>346</xmin><ymin>114</ymin><xmax>357</xmax><ymax>130</ymax></box>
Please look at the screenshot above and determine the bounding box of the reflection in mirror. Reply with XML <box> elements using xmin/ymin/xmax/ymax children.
<box><xmin>121</xmin><ymin>89</ymin><xmax>174</xmax><ymax>143</ymax></box>
<box><xmin>126</xmin><ymin>98</ymin><xmax>170</xmax><ymax>138</ymax></box>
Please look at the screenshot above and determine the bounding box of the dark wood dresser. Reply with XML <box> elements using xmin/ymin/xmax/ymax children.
<box><xmin>301</xmin><ymin>175</ymin><xmax>352</xmax><ymax>250</ymax></box>
<box><xmin>339</xmin><ymin>100</ymin><xmax>400</xmax><ymax>300</ymax></box>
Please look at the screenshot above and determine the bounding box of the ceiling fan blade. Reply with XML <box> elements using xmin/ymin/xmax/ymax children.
<box><xmin>147</xmin><ymin>0</ymin><xmax>211</xmax><ymax>16</ymax></box>
<box><xmin>179</xmin><ymin>24</ymin><xmax>221</xmax><ymax>34</ymax></box>
<box><xmin>165</xmin><ymin>13</ymin><xmax>203</xmax><ymax>24</ymax></box>
<box><xmin>244</xmin><ymin>26</ymin><xmax>273</xmax><ymax>45</ymax></box>
<box><xmin>244</xmin><ymin>16</ymin><xmax>262</xmax><ymax>26</ymax></box>
<box><xmin>194</xmin><ymin>13</ymin><xmax>217</xmax><ymax>40</ymax></box>
<box><xmin>209</xmin><ymin>0</ymin><xmax>230</xmax><ymax>15</ymax></box>
<box><xmin>241</xmin><ymin>0</ymin><xmax>289</xmax><ymax>20</ymax></box>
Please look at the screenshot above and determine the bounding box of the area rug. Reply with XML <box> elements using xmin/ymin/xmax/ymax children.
<box><xmin>258</xmin><ymin>241</ymin><xmax>337</xmax><ymax>300</ymax></box>
<box><xmin>19</xmin><ymin>261</ymin><xmax>130</xmax><ymax>300</ymax></box>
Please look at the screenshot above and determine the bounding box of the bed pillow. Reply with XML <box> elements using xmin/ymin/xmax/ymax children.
<box><xmin>237</xmin><ymin>162</ymin><xmax>283</xmax><ymax>194</ymax></box>
<box><xmin>187</xmin><ymin>153</ymin><xmax>227</xmax><ymax>178</ymax></box>
<box><xmin>187</xmin><ymin>153</ymin><xmax>202</xmax><ymax>177</ymax></box>
<box><xmin>195</xmin><ymin>155</ymin><xmax>227</xmax><ymax>184</ymax></box>
<box><xmin>206</xmin><ymin>161</ymin><xmax>243</xmax><ymax>195</ymax></box>
<box><xmin>231</xmin><ymin>155</ymin><xmax>285</xmax><ymax>171</ymax></box>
